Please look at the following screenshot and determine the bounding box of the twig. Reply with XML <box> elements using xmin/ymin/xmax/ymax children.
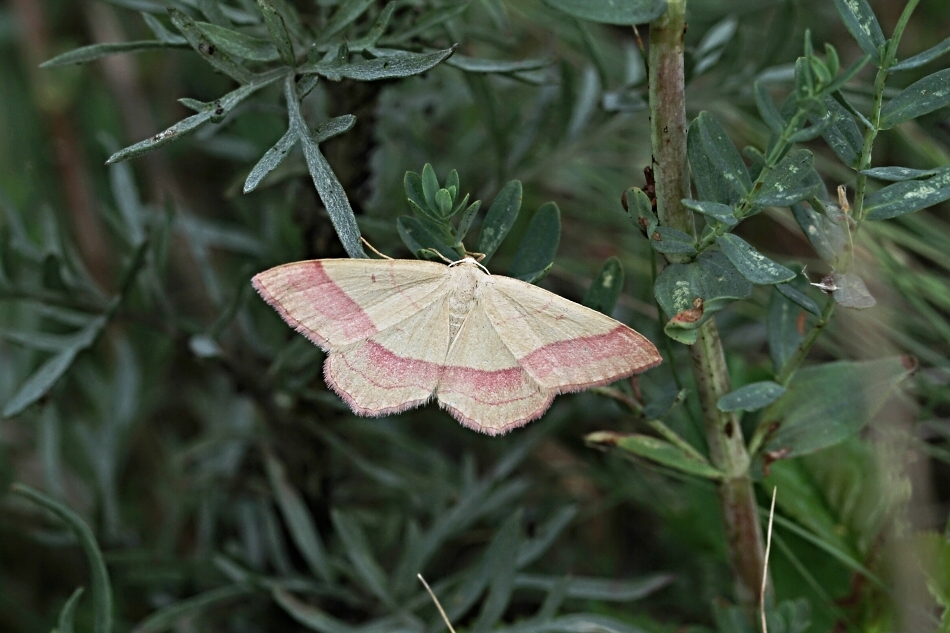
<box><xmin>761</xmin><ymin>487</ymin><xmax>777</xmax><ymax>633</ymax></box>
<box><xmin>418</xmin><ymin>574</ymin><xmax>456</xmax><ymax>633</ymax></box>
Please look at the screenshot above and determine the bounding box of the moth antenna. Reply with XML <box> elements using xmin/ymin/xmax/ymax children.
<box><xmin>465</xmin><ymin>250</ymin><xmax>487</xmax><ymax>262</ymax></box>
<box><xmin>422</xmin><ymin>248</ymin><xmax>455</xmax><ymax>264</ymax></box>
<box><xmin>760</xmin><ymin>486</ymin><xmax>777</xmax><ymax>633</ymax></box>
<box><xmin>360</xmin><ymin>237</ymin><xmax>393</xmax><ymax>260</ymax></box>
<box><xmin>418</xmin><ymin>574</ymin><xmax>457</xmax><ymax>633</ymax></box>
<box><xmin>449</xmin><ymin>257</ymin><xmax>491</xmax><ymax>276</ymax></box>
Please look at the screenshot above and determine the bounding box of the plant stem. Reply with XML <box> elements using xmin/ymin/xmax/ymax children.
<box><xmin>648</xmin><ymin>0</ymin><xmax>766</xmax><ymax>614</ymax></box>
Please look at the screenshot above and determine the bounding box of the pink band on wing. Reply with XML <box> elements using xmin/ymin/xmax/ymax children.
<box><xmin>439</xmin><ymin>365</ymin><xmax>530</xmax><ymax>403</ymax></box>
<box><xmin>308</xmin><ymin>261</ymin><xmax>377</xmax><ymax>341</ymax></box>
<box><xmin>520</xmin><ymin>326</ymin><xmax>653</xmax><ymax>379</ymax></box>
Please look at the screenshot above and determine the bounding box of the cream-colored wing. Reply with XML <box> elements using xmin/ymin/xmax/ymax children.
<box><xmin>326</xmin><ymin>294</ymin><xmax>451</xmax><ymax>416</ymax></box>
<box><xmin>436</xmin><ymin>302</ymin><xmax>550</xmax><ymax>435</ymax></box>
<box><xmin>252</xmin><ymin>259</ymin><xmax>449</xmax><ymax>349</ymax></box>
<box><xmin>483</xmin><ymin>276</ymin><xmax>661</xmax><ymax>391</ymax></box>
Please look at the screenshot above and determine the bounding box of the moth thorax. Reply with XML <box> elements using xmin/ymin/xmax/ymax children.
<box><xmin>448</xmin><ymin>267</ymin><xmax>480</xmax><ymax>341</ymax></box>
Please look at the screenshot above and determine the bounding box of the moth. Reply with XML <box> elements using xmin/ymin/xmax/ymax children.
<box><xmin>253</xmin><ymin>258</ymin><xmax>661</xmax><ymax>435</ymax></box>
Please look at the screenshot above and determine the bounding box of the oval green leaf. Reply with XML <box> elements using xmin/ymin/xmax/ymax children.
<box><xmin>717</xmin><ymin>381</ymin><xmax>786</xmax><ymax>412</ymax></box>
<box><xmin>477</xmin><ymin>180</ymin><xmax>522</xmax><ymax>263</ymax></box>
<box><xmin>540</xmin><ymin>0</ymin><xmax>667</xmax><ymax>25</ymax></box>
<box><xmin>583</xmin><ymin>256</ymin><xmax>624</xmax><ymax>315</ymax></box>
<box><xmin>716</xmin><ymin>233</ymin><xmax>795</xmax><ymax>285</ymax></box>
<box><xmin>509</xmin><ymin>202</ymin><xmax>561</xmax><ymax>283</ymax></box>
<box><xmin>879</xmin><ymin>69</ymin><xmax>950</xmax><ymax>129</ymax></box>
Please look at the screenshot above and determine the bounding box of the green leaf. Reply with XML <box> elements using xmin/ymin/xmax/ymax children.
<box><xmin>509</xmin><ymin>203</ymin><xmax>560</xmax><ymax>282</ymax></box>
<box><xmin>587</xmin><ymin>432</ymin><xmax>724</xmax><ymax>479</ymax></box>
<box><xmin>379</xmin><ymin>2</ymin><xmax>469</xmax><ymax>44</ymax></box>
<box><xmin>831</xmin><ymin>272</ymin><xmax>876</xmax><ymax>309</ymax></box>
<box><xmin>271</xmin><ymin>587</ymin><xmax>353</xmax><ymax>633</ymax></box>
<box><xmin>106</xmin><ymin>72</ymin><xmax>282</xmax><ymax>164</ymax></box>
<box><xmin>421</xmin><ymin>163</ymin><xmax>440</xmax><ymax>214</ymax></box>
<box><xmin>688</xmin><ymin>111</ymin><xmax>751</xmax><ymax>205</ymax></box>
<box><xmin>583</xmin><ymin>257</ymin><xmax>624</xmax><ymax>315</ymax></box>
<box><xmin>753</xmin><ymin>149</ymin><xmax>817</xmax><ymax>207</ymax></box>
<box><xmin>456</xmin><ymin>200</ymin><xmax>482</xmax><ymax>243</ymax></box>
<box><xmin>301</xmin><ymin>47</ymin><xmax>456</xmax><ymax>81</ymax></box>
<box><xmin>831</xmin><ymin>0</ymin><xmax>885</xmax><ymax>63</ymax></box>
<box><xmin>650</xmin><ymin>226</ymin><xmax>697</xmax><ymax>255</ymax></box>
<box><xmin>256</xmin><ymin>0</ymin><xmax>296</xmax><ymax>66</ymax></box>
<box><xmin>768</xmin><ymin>286</ymin><xmax>806</xmax><ymax>373</ymax></box>
<box><xmin>879</xmin><ymin>68</ymin><xmax>950</xmax><ymax>129</ymax></box>
<box><xmin>477</xmin><ymin>180</ymin><xmax>522</xmax><ymax>263</ymax></box>
<box><xmin>716</xmin><ymin>234</ymin><xmax>795</xmax><ymax>285</ymax></box>
<box><xmin>623</xmin><ymin>187</ymin><xmax>657</xmax><ymax>235</ymax></box>
<box><xmin>890</xmin><ymin>36</ymin><xmax>950</xmax><ymax>72</ymax></box>
<box><xmin>776</xmin><ymin>282</ymin><xmax>821</xmax><ymax>316</ymax></box>
<box><xmin>860</xmin><ymin>166</ymin><xmax>941</xmax><ymax>181</ymax></box>
<box><xmin>350</xmin><ymin>1</ymin><xmax>397</xmax><ymax>48</ymax></box>
<box><xmin>864</xmin><ymin>166</ymin><xmax>950</xmax><ymax>219</ymax></box>
<box><xmin>131</xmin><ymin>586</ymin><xmax>252</xmax><ymax>633</ymax></box>
<box><xmin>12</xmin><ymin>484</ymin><xmax>113</xmax><ymax>633</ymax></box>
<box><xmin>397</xmin><ymin>216</ymin><xmax>459</xmax><ymax>261</ymax></box>
<box><xmin>754</xmin><ymin>80</ymin><xmax>784</xmax><ymax>134</ymax></box>
<box><xmin>330</xmin><ymin>510</ymin><xmax>392</xmax><ymax>606</ymax></box>
<box><xmin>195</xmin><ymin>21</ymin><xmax>279</xmax><ymax>61</ymax></box>
<box><xmin>55</xmin><ymin>587</ymin><xmax>85</xmax><ymax>633</ymax></box>
<box><xmin>244</xmin><ymin>128</ymin><xmax>298</xmax><ymax>193</ymax></box>
<box><xmin>516</xmin><ymin>506</ymin><xmax>578</xmax><ymax>568</ymax></box>
<box><xmin>539</xmin><ymin>0</ymin><xmax>667</xmax><ymax>25</ymax></box>
<box><xmin>40</xmin><ymin>40</ymin><xmax>187</xmax><ymax>67</ymax></box>
<box><xmin>168</xmin><ymin>8</ymin><xmax>253</xmax><ymax>83</ymax></box>
<box><xmin>3</xmin><ymin>316</ymin><xmax>106</xmax><ymax>417</ymax></box>
<box><xmin>283</xmin><ymin>77</ymin><xmax>365</xmax><ymax>259</ymax></box>
<box><xmin>263</xmin><ymin>450</ymin><xmax>332</xmax><ymax>582</ymax></box>
<box><xmin>514</xmin><ymin>573</ymin><xmax>672</xmax><ymax>602</ymax></box>
<box><xmin>446</xmin><ymin>55</ymin><xmax>552</xmax><ymax>74</ymax></box>
<box><xmin>473</xmin><ymin>512</ymin><xmax>521</xmax><ymax>632</ymax></box>
<box><xmin>818</xmin><ymin>95</ymin><xmax>863</xmax><ymax>169</ymax></box>
<box><xmin>791</xmin><ymin>201</ymin><xmax>849</xmax><ymax>266</ymax></box>
<box><xmin>762</xmin><ymin>356</ymin><xmax>915</xmax><ymax>457</ymax></box>
<box><xmin>717</xmin><ymin>381</ymin><xmax>786</xmax><ymax>412</ymax></box>
<box><xmin>914</xmin><ymin>532</ymin><xmax>950</xmax><ymax>609</ymax></box>
<box><xmin>681</xmin><ymin>199</ymin><xmax>737</xmax><ymax>227</ymax></box>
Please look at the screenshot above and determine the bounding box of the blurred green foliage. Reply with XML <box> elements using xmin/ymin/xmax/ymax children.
<box><xmin>1</xmin><ymin>1</ymin><xmax>949</xmax><ymax>632</ymax></box>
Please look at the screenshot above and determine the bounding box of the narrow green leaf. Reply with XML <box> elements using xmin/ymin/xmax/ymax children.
<box><xmin>195</xmin><ymin>21</ymin><xmax>279</xmax><ymax>61</ymax></box>
<box><xmin>776</xmin><ymin>282</ymin><xmax>821</xmax><ymax>316</ymax></box>
<box><xmin>717</xmin><ymin>234</ymin><xmax>795</xmax><ymax>285</ymax></box>
<box><xmin>12</xmin><ymin>484</ymin><xmax>113</xmax><ymax>633</ymax></box>
<box><xmin>473</xmin><ymin>511</ymin><xmax>521</xmax><ymax>633</ymax></box>
<box><xmin>514</xmin><ymin>573</ymin><xmax>672</xmax><ymax>602</ymax></box>
<box><xmin>539</xmin><ymin>0</ymin><xmax>667</xmax><ymax>25</ymax></box>
<box><xmin>516</xmin><ymin>506</ymin><xmax>578</xmax><ymax>568</ymax></box>
<box><xmin>106</xmin><ymin>72</ymin><xmax>282</xmax><ymax>164</ymax></box>
<box><xmin>271</xmin><ymin>587</ymin><xmax>353</xmax><ymax>633</ymax></box>
<box><xmin>351</xmin><ymin>1</ymin><xmax>397</xmax><ymax>48</ymax></box>
<box><xmin>3</xmin><ymin>316</ymin><xmax>106</xmax><ymax>417</ymax></box>
<box><xmin>132</xmin><ymin>585</ymin><xmax>252</xmax><ymax>633</ymax></box>
<box><xmin>890</xmin><ymin>36</ymin><xmax>950</xmax><ymax>72</ymax></box>
<box><xmin>330</xmin><ymin>510</ymin><xmax>392</xmax><ymax>606</ymax></box>
<box><xmin>0</xmin><ymin>329</ymin><xmax>81</xmax><ymax>352</ymax></box>
<box><xmin>831</xmin><ymin>0</ymin><xmax>885</xmax><ymax>63</ymax></box>
<box><xmin>315</xmin><ymin>0</ymin><xmax>376</xmax><ymax>46</ymax></box>
<box><xmin>477</xmin><ymin>180</ymin><xmax>522</xmax><ymax>263</ymax></box>
<box><xmin>257</xmin><ymin>0</ymin><xmax>296</xmax><ymax>66</ymax></box>
<box><xmin>168</xmin><ymin>8</ymin><xmax>252</xmax><ymax>83</ymax></box>
<box><xmin>818</xmin><ymin>95</ymin><xmax>863</xmax><ymax>169</ymax></box>
<box><xmin>717</xmin><ymin>381</ymin><xmax>786</xmax><ymax>412</ymax></box>
<box><xmin>263</xmin><ymin>450</ymin><xmax>332</xmax><ymax>582</ymax></box>
<box><xmin>244</xmin><ymin>128</ymin><xmax>299</xmax><ymax>193</ymax></box>
<box><xmin>509</xmin><ymin>202</ymin><xmax>560</xmax><ymax>282</ymax></box>
<box><xmin>41</xmin><ymin>40</ymin><xmax>187</xmax><ymax>67</ymax></box>
<box><xmin>860</xmin><ymin>166</ymin><xmax>941</xmax><ymax>181</ymax></box>
<box><xmin>583</xmin><ymin>257</ymin><xmax>624</xmax><ymax>315</ymax></box>
<box><xmin>588</xmin><ymin>432</ymin><xmax>724</xmax><ymax>479</ymax></box>
<box><xmin>301</xmin><ymin>47</ymin><xmax>456</xmax><ymax>81</ymax></box>
<box><xmin>456</xmin><ymin>200</ymin><xmax>482</xmax><ymax>243</ymax></box>
<box><xmin>831</xmin><ymin>272</ymin><xmax>876</xmax><ymax>309</ymax></box>
<box><xmin>694</xmin><ymin>250</ymin><xmax>753</xmax><ymax>310</ymax></box>
<box><xmin>397</xmin><ymin>216</ymin><xmax>459</xmax><ymax>261</ymax></box>
<box><xmin>754</xmin><ymin>80</ymin><xmax>784</xmax><ymax>134</ymax></box>
<box><xmin>311</xmin><ymin>115</ymin><xmax>356</xmax><ymax>143</ymax></box>
<box><xmin>864</xmin><ymin>165</ymin><xmax>950</xmax><ymax>220</ymax></box>
<box><xmin>820</xmin><ymin>53</ymin><xmax>871</xmax><ymax>95</ymax></box>
<box><xmin>446</xmin><ymin>55</ymin><xmax>552</xmax><ymax>74</ymax></box>
<box><xmin>283</xmin><ymin>77</ymin><xmax>365</xmax><ymax>258</ymax></box>
<box><xmin>380</xmin><ymin>2</ymin><xmax>469</xmax><ymax>44</ymax></box>
<box><xmin>681</xmin><ymin>199</ymin><xmax>737</xmax><ymax>227</ymax></box>
<box><xmin>421</xmin><ymin>163</ymin><xmax>440</xmax><ymax>213</ymax></box>
<box><xmin>763</xmin><ymin>356</ymin><xmax>915</xmax><ymax>457</ymax></box>
<box><xmin>55</xmin><ymin>587</ymin><xmax>85</xmax><ymax>633</ymax></box>
<box><xmin>650</xmin><ymin>226</ymin><xmax>697</xmax><ymax>255</ymax></box>
<box><xmin>879</xmin><ymin>68</ymin><xmax>950</xmax><ymax>129</ymax></box>
<box><xmin>106</xmin><ymin>142</ymin><xmax>146</xmax><ymax>244</ymax></box>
